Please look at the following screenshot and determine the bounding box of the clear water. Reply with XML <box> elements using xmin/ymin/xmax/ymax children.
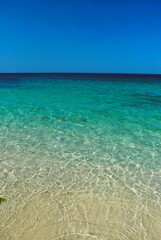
<box><xmin>0</xmin><ymin>74</ymin><xmax>161</xmax><ymax>240</ymax></box>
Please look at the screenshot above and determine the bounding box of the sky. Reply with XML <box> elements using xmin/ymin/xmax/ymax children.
<box><xmin>0</xmin><ymin>0</ymin><xmax>161</xmax><ymax>73</ymax></box>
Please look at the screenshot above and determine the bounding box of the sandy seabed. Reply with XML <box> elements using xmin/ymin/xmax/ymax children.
<box><xmin>1</xmin><ymin>154</ymin><xmax>161</xmax><ymax>240</ymax></box>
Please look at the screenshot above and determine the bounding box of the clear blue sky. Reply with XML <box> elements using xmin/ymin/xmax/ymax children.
<box><xmin>0</xmin><ymin>0</ymin><xmax>161</xmax><ymax>73</ymax></box>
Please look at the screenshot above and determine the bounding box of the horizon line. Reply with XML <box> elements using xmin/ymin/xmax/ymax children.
<box><xmin>0</xmin><ymin>72</ymin><xmax>161</xmax><ymax>76</ymax></box>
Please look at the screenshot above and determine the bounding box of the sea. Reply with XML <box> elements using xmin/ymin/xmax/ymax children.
<box><xmin>0</xmin><ymin>73</ymin><xmax>161</xmax><ymax>240</ymax></box>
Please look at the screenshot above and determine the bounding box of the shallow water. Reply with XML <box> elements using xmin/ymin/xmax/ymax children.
<box><xmin>0</xmin><ymin>74</ymin><xmax>161</xmax><ymax>240</ymax></box>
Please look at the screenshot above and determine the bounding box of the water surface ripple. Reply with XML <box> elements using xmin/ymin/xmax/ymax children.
<box><xmin>0</xmin><ymin>74</ymin><xmax>161</xmax><ymax>240</ymax></box>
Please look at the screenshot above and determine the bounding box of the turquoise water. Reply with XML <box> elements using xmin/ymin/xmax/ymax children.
<box><xmin>0</xmin><ymin>74</ymin><xmax>161</xmax><ymax>240</ymax></box>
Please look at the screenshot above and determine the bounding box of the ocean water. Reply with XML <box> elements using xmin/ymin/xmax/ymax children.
<box><xmin>0</xmin><ymin>73</ymin><xmax>161</xmax><ymax>240</ymax></box>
